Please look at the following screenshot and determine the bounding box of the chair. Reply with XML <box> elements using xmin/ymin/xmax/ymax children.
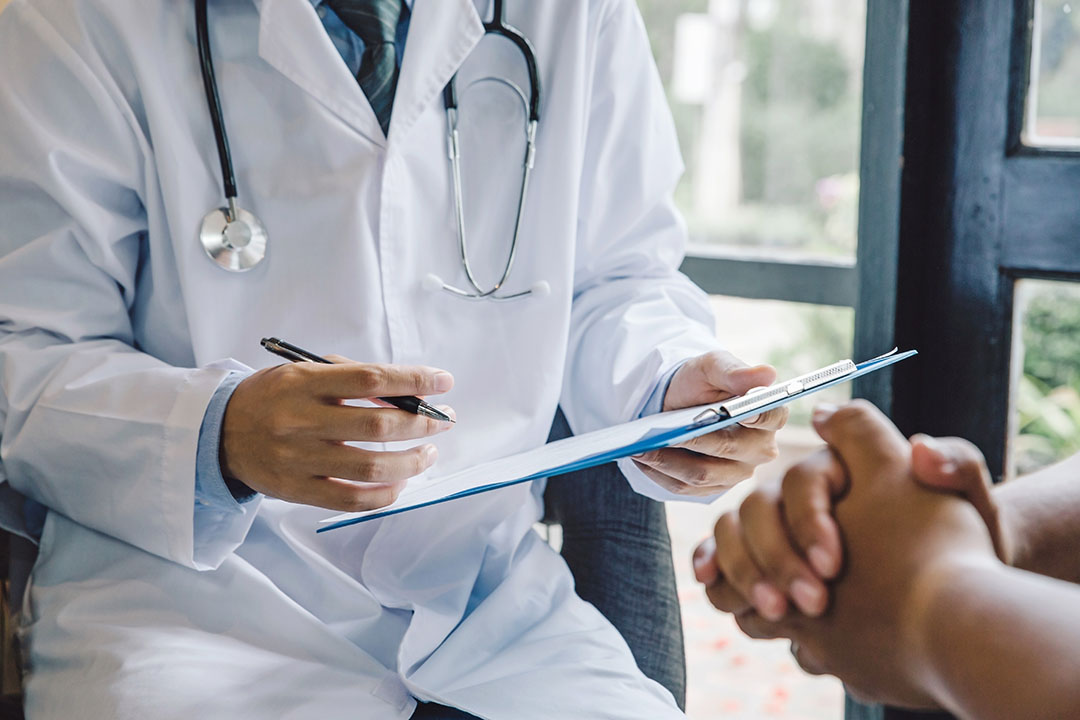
<box><xmin>0</xmin><ymin>532</ymin><xmax>23</xmax><ymax>720</ymax></box>
<box><xmin>0</xmin><ymin>409</ymin><xmax>687</xmax><ymax>717</ymax></box>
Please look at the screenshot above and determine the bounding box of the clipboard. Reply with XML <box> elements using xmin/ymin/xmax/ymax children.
<box><xmin>318</xmin><ymin>348</ymin><xmax>916</xmax><ymax>532</ymax></box>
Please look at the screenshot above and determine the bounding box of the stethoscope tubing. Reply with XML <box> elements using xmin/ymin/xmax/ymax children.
<box><xmin>438</xmin><ymin>0</ymin><xmax>542</xmax><ymax>300</ymax></box>
<box><xmin>196</xmin><ymin>0</ymin><xmax>238</xmax><ymax>210</ymax></box>
<box><xmin>442</xmin><ymin>0</ymin><xmax>541</xmax><ymax>123</ymax></box>
<box><xmin>195</xmin><ymin>0</ymin><xmax>544</xmax><ymax>294</ymax></box>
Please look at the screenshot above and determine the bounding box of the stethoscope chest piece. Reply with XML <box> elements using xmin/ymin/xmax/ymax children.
<box><xmin>199</xmin><ymin>203</ymin><xmax>268</xmax><ymax>272</ymax></box>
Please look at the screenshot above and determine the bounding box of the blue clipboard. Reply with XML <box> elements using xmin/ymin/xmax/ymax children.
<box><xmin>318</xmin><ymin>349</ymin><xmax>916</xmax><ymax>532</ymax></box>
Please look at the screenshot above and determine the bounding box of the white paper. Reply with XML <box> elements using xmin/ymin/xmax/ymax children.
<box><xmin>318</xmin><ymin>349</ymin><xmax>917</xmax><ymax>530</ymax></box>
<box><xmin>320</xmin><ymin>403</ymin><xmax>714</xmax><ymax>527</ymax></box>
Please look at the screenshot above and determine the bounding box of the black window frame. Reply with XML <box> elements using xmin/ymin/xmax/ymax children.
<box><xmin>850</xmin><ymin>1</ymin><xmax>1080</xmax><ymax>719</ymax></box>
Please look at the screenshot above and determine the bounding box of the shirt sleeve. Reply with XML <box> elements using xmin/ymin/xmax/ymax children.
<box><xmin>193</xmin><ymin>371</ymin><xmax>263</xmax><ymax>568</ymax></box>
<box><xmin>560</xmin><ymin>0</ymin><xmax>723</xmax><ymax>503</ymax></box>
<box><xmin>637</xmin><ymin>363</ymin><xmax>682</xmax><ymax>419</ymax></box>
<box><xmin>195</xmin><ymin>371</ymin><xmax>258</xmax><ymax>510</ymax></box>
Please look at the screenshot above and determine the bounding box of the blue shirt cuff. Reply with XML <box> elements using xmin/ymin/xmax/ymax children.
<box><xmin>195</xmin><ymin>371</ymin><xmax>257</xmax><ymax>512</ymax></box>
<box><xmin>639</xmin><ymin>363</ymin><xmax>683</xmax><ymax>418</ymax></box>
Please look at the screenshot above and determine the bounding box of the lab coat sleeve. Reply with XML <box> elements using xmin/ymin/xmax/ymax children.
<box><xmin>0</xmin><ymin>4</ymin><xmax>257</xmax><ymax>570</ymax></box>
<box><xmin>561</xmin><ymin>0</ymin><xmax>722</xmax><ymax>503</ymax></box>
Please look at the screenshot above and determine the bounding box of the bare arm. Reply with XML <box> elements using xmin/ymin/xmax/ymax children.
<box><xmin>912</xmin><ymin>558</ymin><xmax>1080</xmax><ymax>720</ymax></box>
<box><xmin>996</xmin><ymin>453</ymin><xmax>1080</xmax><ymax>583</ymax></box>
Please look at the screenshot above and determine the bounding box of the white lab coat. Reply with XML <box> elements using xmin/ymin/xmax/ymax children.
<box><xmin>0</xmin><ymin>0</ymin><xmax>719</xmax><ymax>717</ymax></box>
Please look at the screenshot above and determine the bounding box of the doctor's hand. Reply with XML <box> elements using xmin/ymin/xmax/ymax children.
<box><xmin>632</xmin><ymin>350</ymin><xmax>788</xmax><ymax>497</ymax></box>
<box><xmin>220</xmin><ymin>359</ymin><xmax>455</xmax><ymax>511</ymax></box>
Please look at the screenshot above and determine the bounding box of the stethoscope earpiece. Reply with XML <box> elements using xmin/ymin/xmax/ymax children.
<box><xmin>529</xmin><ymin>280</ymin><xmax>550</xmax><ymax>298</ymax></box>
<box><xmin>423</xmin><ymin>273</ymin><xmax>446</xmax><ymax>293</ymax></box>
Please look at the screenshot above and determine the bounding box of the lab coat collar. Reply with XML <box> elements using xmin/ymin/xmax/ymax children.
<box><xmin>254</xmin><ymin>0</ymin><xmax>385</xmax><ymax>144</ymax></box>
<box><xmin>389</xmin><ymin>0</ymin><xmax>483</xmax><ymax>142</ymax></box>
<box><xmin>252</xmin><ymin>0</ymin><xmax>480</xmax><ymax>147</ymax></box>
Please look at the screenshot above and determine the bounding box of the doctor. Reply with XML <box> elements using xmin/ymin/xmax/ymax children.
<box><xmin>0</xmin><ymin>0</ymin><xmax>787</xmax><ymax>718</ymax></box>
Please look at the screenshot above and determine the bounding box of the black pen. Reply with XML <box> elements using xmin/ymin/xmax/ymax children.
<box><xmin>260</xmin><ymin>337</ymin><xmax>455</xmax><ymax>423</ymax></box>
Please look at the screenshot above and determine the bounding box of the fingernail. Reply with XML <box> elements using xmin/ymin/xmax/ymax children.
<box><xmin>436</xmin><ymin>405</ymin><xmax>457</xmax><ymax>423</ymax></box>
<box><xmin>790</xmin><ymin>578</ymin><xmax>825</xmax><ymax>616</ymax></box>
<box><xmin>919</xmin><ymin>436</ymin><xmax>945</xmax><ymax>459</ymax></box>
<box><xmin>812</xmin><ymin>404</ymin><xmax>838</xmax><ymax>425</ymax></box>
<box><xmin>808</xmin><ymin>545</ymin><xmax>834</xmax><ymax>577</ymax></box>
<box><xmin>735</xmin><ymin>364</ymin><xmax>772</xmax><ymax>378</ymax></box>
<box><xmin>751</xmin><ymin>582</ymin><xmax>786</xmax><ymax>622</ymax></box>
<box><xmin>693</xmin><ymin>549</ymin><xmax>709</xmax><ymax>575</ymax></box>
<box><xmin>692</xmin><ymin>541</ymin><xmax>716</xmax><ymax>583</ymax></box>
<box><xmin>423</xmin><ymin>444</ymin><xmax>438</xmax><ymax>465</ymax></box>
<box><xmin>917</xmin><ymin>437</ymin><xmax>956</xmax><ymax>475</ymax></box>
<box><xmin>433</xmin><ymin>372</ymin><xmax>454</xmax><ymax>393</ymax></box>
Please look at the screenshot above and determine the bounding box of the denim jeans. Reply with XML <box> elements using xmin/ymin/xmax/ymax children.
<box><xmin>543</xmin><ymin>408</ymin><xmax>687</xmax><ymax>709</ymax></box>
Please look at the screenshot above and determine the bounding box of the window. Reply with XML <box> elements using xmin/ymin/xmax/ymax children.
<box><xmin>1010</xmin><ymin>280</ymin><xmax>1080</xmax><ymax>477</ymax></box>
<box><xmin>871</xmin><ymin>5</ymin><xmax>1080</xmax><ymax>717</ymax></box>
<box><xmin>638</xmin><ymin>2</ymin><xmax>869</xmax><ymax>717</ymax></box>
<box><xmin>667</xmin><ymin>297</ymin><xmax>852</xmax><ymax>718</ymax></box>
<box><xmin>1023</xmin><ymin>0</ymin><xmax>1080</xmax><ymax>148</ymax></box>
<box><xmin>639</xmin><ymin>0</ymin><xmax>865</xmax><ymax>259</ymax></box>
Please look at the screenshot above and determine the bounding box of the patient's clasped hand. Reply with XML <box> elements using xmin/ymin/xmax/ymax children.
<box><xmin>698</xmin><ymin>400</ymin><xmax>1080</xmax><ymax>719</ymax></box>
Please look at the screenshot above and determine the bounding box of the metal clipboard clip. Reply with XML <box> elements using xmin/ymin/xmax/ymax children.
<box><xmin>691</xmin><ymin>356</ymin><xmax>868</xmax><ymax>425</ymax></box>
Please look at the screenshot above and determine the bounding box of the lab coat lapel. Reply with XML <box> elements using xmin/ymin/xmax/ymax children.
<box><xmin>389</xmin><ymin>0</ymin><xmax>484</xmax><ymax>143</ymax></box>
<box><xmin>253</xmin><ymin>0</ymin><xmax>386</xmax><ymax>146</ymax></box>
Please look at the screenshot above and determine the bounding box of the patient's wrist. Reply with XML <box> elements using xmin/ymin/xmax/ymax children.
<box><xmin>904</xmin><ymin>555</ymin><xmax>1003</xmax><ymax>705</ymax></box>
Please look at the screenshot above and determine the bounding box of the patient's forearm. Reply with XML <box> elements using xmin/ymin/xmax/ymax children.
<box><xmin>996</xmin><ymin>453</ymin><xmax>1080</xmax><ymax>582</ymax></box>
<box><xmin>914</xmin><ymin>560</ymin><xmax>1080</xmax><ymax>720</ymax></box>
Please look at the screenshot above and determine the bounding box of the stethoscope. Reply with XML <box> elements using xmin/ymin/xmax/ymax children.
<box><xmin>196</xmin><ymin>0</ymin><xmax>547</xmax><ymax>301</ymax></box>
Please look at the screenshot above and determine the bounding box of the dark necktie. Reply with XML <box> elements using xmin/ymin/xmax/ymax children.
<box><xmin>326</xmin><ymin>0</ymin><xmax>405</xmax><ymax>135</ymax></box>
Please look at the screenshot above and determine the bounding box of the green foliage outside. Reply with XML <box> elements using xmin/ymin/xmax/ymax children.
<box><xmin>763</xmin><ymin>284</ymin><xmax>1080</xmax><ymax>461</ymax></box>
<box><xmin>635</xmin><ymin>0</ymin><xmax>863</xmax><ymax>256</ymax></box>
<box><xmin>1015</xmin><ymin>284</ymin><xmax>1080</xmax><ymax>475</ymax></box>
<box><xmin>739</xmin><ymin>22</ymin><xmax>856</xmax><ymax>208</ymax></box>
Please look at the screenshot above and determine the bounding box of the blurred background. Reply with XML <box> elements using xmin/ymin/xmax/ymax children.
<box><xmin>633</xmin><ymin>1</ymin><xmax>1080</xmax><ymax>718</ymax></box>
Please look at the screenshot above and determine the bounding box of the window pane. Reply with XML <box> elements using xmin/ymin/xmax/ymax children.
<box><xmin>638</xmin><ymin>0</ymin><xmax>866</xmax><ymax>259</ymax></box>
<box><xmin>1024</xmin><ymin>1</ymin><xmax>1080</xmax><ymax>147</ymax></box>
<box><xmin>1010</xmin><ymin>280</ymin><xmax>1080</xmax><ymax>477</ymax></box>
<box><xmin>709</xmin><ymin>295</ymin><xmax>855</xmax><ymax>424</ymax></box>
<box><xmin>670</xmin><ymin>296</ymin><xmax>849</xmax><ymax>719</ymax></box>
